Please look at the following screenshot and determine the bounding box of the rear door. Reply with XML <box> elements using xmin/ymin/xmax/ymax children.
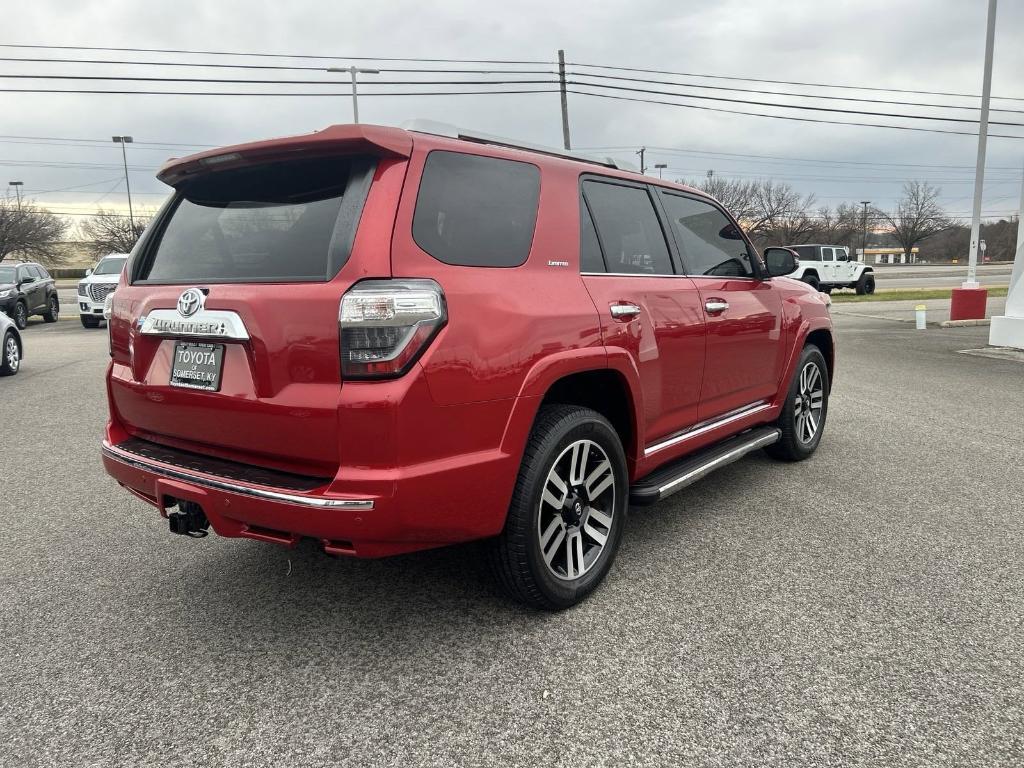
<box><xmin>108</xmin><ymin>153</ymin><xmax>391</xmax><ymax>474</ymax></box>
<box><xmin>580</xmin><ymin>178</ymin><xmax>706</xmax><ymax>446</ymax></box>
<box><xmin>656</xmin><ymin>191</ymin><xmax>785</xmax><ymax>421</ymax></box>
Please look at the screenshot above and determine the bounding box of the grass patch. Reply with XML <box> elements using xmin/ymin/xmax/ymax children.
<box><xmin>830</xmin><ymin>285</ymin><xmax>1009</xmax><ymax>303</ymax></box>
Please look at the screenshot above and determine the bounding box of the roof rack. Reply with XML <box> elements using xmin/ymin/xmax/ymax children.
<box><xmin>401</xmin><ymin>119</ymin><xmax>638</xmax><ymax>173</ymax></box>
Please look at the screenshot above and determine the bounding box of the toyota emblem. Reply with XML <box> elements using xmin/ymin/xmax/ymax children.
<box><xmin>177</xmin><ymin>288</ymin><xmax>204</xmax><ymax>318</ymax></box>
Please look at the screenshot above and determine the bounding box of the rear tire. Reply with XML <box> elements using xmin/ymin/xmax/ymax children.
<box><xmin>1</xmin><ymin>330</ymin><xmax>20</xmax><ymax>376</ymax></box>
<box><xmin>80</xmin><ymin>315</ymin><xmax>100</xmax><ymax>328</ymax></box>
<box><xmin>855</xmin><ymin>273</ymin><xmax>876</xmax><ymax>295</ymax></box>
<box><xmin>13</xmin><ymin>301</ymin><xmax>28</xmax><ymax>330</ymax></box>
<box><xmin>488</xmin><ymin>404</ymin><xmax>628</xmax><ymax>610</ymax></box>
<box><xmin>43</xmin><ymin>296</ymin><xmax>59</xmax><ymax>323</ymax></box>
<box><xmin>802</xmin><ymin>273</ymin><xmax>820</xmax><ymax>291</ymax></box>
<box><xmin>765</xmin><ymin>344</ymin><xmax>829</xmax><ymax>462</ymax></box>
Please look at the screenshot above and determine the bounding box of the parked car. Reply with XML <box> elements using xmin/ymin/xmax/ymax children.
<box><xmin>0</xmin><ymin>311</ymin><xmax>23</xmax><ymax>376</ymax></box>
<box><xmin>785</xmin><ymin>244</ymin><xmax>876</xmax><ymax>294</ymax></box>
<box><xmin>0</xmin><ymin>261</ymin><xmax>60</xmax><ymax>329</ymax></box>
<box><xmin>77</xmin><ymin>253</ymin><xmax>128</xmax><ymax>327</ymax></box>
<box><xmin>100</xmin><ymin>122</ymin><xmax>834</xmax><ymax>609</ymax></box>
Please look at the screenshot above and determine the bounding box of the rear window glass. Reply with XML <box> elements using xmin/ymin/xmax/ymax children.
<box><xmin>412</xmin><ymin>151</ymin><xmax>540</xmax><ymax>267</ymax></box>
<box><xmin>582</xmin><ymin>180</ymin><xmax>674</xmax><ymax>275</ymax></box>
<box><xmin>791</xmin><ymin>246</ymin><xmax>820</xmax><ymax>262</ymax></box>
<box><xmin>139</xmin><ymin>156</ymin><xmax>371</xmax><ymax>283</ymax></box>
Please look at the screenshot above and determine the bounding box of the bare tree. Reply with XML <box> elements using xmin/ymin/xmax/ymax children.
<box><xmin>686</xmin><ymin>175</ymin><xmax>759</xmax><ymax>224</ymax></box>
<box><xmin>0</xmin><ymin>199</ymin><xmax>70</xmax><ymax>264</ymax></box>
<box><xmin>78</xmin><ymin>209</ymin><xmax>152</xmax><ymax>257</ymax></box>
<box><xmin>813</xmin><ymin>203</ymin><xmax>861</xmax><ymax>247</ymax></box>
<box><xmin>874</xmin><ymin>181</ymin><xmax>953</xmax><ymax>258</ymax></box>
<box><xmin>748</xmin><ymin>180</ymin><xmax>817</xmax><ymax>246</ymax></box>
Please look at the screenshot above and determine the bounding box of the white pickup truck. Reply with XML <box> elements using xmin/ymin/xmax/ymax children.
<box><xmin>786</xmin><ymin>244</ymin><xmax>876</xmax><ymax>295</ymax></box>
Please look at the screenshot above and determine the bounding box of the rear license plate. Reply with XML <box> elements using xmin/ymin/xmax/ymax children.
<box><xmin>170</xmin><ymin>342</ymin><xmax>224</xmax><ymax>391</ymax></box>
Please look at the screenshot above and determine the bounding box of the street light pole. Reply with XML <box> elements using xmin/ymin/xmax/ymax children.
<box><xmin>326</xmin><ymin>66</ymin><xmax>380</xmax><ymax>123</ymax></box>
<box><xmin>8</xmin><ymin>180</ymin><xmax>23</xmax><ymax>210</ymax></box>
<box><xmin>860</xmin><ymin>201</ymin><xmax>871</xmax><ymax>262</ymax></box>
<box><xmin>965</xmin><ymin>0</ymin><xmax>998</xmax><ymax>288</ymax></box>
<box><xmin>111</xmin><ymin>136</ymin><xmax>135</xmax><ymax>231</ymax></box>
<box><xmin>654</xmin><ymin>163</ymin><xmax>667</xmax><ymax>179</ymax></box>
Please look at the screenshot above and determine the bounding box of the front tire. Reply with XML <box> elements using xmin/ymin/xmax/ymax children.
<box><xmin>855</xmin><ymin>273</ymin><xmax>876</xmax><ymax>295</ymax></box>
<box><xmin>1</xmin><ymin>331</ymin><xmax>20</xmax><ymax>376</ymax></box>
<box><xmin>765</xmin><ymin>344</ymin><xmax>829</xmax><ymax>462</ymax></box>
<box><xmin>488</xmin><ymin>405</ymin><xmax>628</xmax><ymax>610</ymax></box>
<box><xmin>13</xmin><ymin>301</ymin><xmax>28</xmax><ymax>330</ymax></box>
<box><xmin>43</xmin><ymin>296</ymin><xmax>59</xmax><ymax>323</ymax></box>
<box><xmin>80</xmin><ymin>315</ymin><xmax>100</xmax><ymax>328</ymax></box>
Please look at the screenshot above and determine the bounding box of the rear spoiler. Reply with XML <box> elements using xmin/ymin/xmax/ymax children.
<box><xmin>156</xmin><ymin>124</ymin><xmax>413</xmax><ymax>187</ymax></box>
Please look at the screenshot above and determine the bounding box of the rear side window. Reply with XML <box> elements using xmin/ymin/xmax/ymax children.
<box><xmin>792</xmin><ymin>246</ymin><xmax>820</xmax><ymax>262</ymax></box>
<box><xmin>138</xmin><ymin>156</ymin><xmax>374</xmax><ymax>283</ymax></box>
<box><xmin>660</xmin><ymin>194</ymin><xmax>754</xmax><ymax>277</ymax></box>
<box><xmin>30</xmin><ymin>265</ymin><xmax>47</xmax><ymax>279</ymax></box>
<box><xmin>582</xmin><ymin>181</ymin><xmax>673</xmax><ymax>275</ymax></box>
<box><xmin>412</xmin><ymin>151</ymin><xmax>540</xmax><ymax>267</ymax></box>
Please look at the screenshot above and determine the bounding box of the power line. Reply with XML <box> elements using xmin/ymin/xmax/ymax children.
<box><xmin>0</xmin><ymin>73</ymin><xmax>560</xmax><ymax>86</ymax></box>
<box><xmin>0</xmin><ymin>43</ymin><xmax>552</xmax><ymax>66</ymax></box>
<box><xmin>579</xmin><ymin>145</ymin><xmax>1023</xmax><ymax>171</ymax></box>
<box><xmin>0</xmin><ymin>87</ymin><xmax>561</xmax><ymax>97</ymax></box>
<box><xmin>568</xmin><ymin>79</ymin><xmax>1024</xmax><ymax>127</ymax></box>
<box><xmin>567</xmin><ymin>60</ymin><xmax>1024</xmax><ymax>103</ymax></box>
<box><xmin>0</xmin><ymin>55</ymin><xmax>556</xmax><ymax>75</ymax></box>
<box><xmin>568</xmin><ymin>88</ymin><xmax>1024</xmax><ymax>140</ymax></box>
<box><xmin>567</xmin><ymin>71</ymin><xmax>1024</xmax><ymax>115</ymax></box>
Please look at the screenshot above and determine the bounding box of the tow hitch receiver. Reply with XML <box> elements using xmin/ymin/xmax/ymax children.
<box><xmin>167</xmin><ymin>499</ymin><xmax>210</xmax><ymax>538</ymax></box>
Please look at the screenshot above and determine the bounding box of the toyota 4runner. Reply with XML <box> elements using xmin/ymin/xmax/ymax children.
<box><xmin>101</xmin><ymin>122</ymin><xmax>835</xmax><ymax>609</ymax></box>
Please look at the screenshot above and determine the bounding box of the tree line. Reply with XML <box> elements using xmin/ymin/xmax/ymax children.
<box><xmin>685</xmin><ymin>176</ymin><xmax>1019</xmax><ymax>263</ymax></box>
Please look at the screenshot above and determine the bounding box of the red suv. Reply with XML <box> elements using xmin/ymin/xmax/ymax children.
<box><xmin>102</xmin><ymin>122</ymin><xmax>834</xmax><ymax>609</ymax></box>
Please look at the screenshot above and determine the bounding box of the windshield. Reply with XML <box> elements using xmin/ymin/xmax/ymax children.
<box><xmin>0</xmin><ymin>266</ymin><xmax>15</xmax><ymax>283</ymax></box>
<box><xmin>94</xmin><ymin>257</ymin><xmax>128</xmax><ymax>276</ymax></box>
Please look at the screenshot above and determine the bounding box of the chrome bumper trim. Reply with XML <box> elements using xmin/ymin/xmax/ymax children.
<box><xmin>101</xmin><ymin>440</ymin><xmax>374</xmax><ymax>510</ymax></box>
<box><xmin>644</xmin><ymin>401</ymin><xmax>772</xmax><ymax>456</ymax></box>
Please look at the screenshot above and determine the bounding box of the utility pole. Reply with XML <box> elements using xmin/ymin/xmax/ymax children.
<box><xmin>860</xmin><ymin>201</ymin><xmax>871</xmax><ymax>262</ymax></box>
<box><xmin>654</xmin><ymin>163</ymin><xmax>667</xmax><ymax>179</ymax></box>
<box><xmin>636</xmin><ymin>147</ymin><xmax>646</xmax><ymax>175</ymax></box>
<box><xmin>965</xmin><ymin>0</ymin><xmax>998</xmax><ymax>289</ymax></box>
<box><xmin>326</xmin><ymin>66</ymin><xmax>380</xmax><ymax>123</ymax></box>
<box><xmin>8</xmin><ymin>181</ymin><xmax>23</xmax><ymax>210</ymax></box>
<box><xmin>557</xmin><ymin>49</ymin><xmax>571</xmax><ymax>150</ymax></box>
<box><xmin>111</xmin><ymin>136</ymin><xmax>134</xmax><ymax>231</ymax></box>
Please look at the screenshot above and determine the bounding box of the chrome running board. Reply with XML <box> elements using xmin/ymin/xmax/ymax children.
<box><xmin>630</xmin><ymin>427</ymin><xmax>780</xmax><ymax>505</ymax></box>
<box><xmin>644</xmin><ymin>401</ymin><xmax>772</xmax><ymax>456</ymax></box>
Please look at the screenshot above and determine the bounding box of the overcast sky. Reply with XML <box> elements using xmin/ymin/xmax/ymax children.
<box><xmin>3</xmin><ymin>0</ymin><xmax>1023</xmax><ymax>225</ymax></box>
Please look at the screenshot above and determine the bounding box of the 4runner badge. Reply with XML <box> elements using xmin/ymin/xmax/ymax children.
<box><xmin>177</xmin><ymin>288</ymin><xmax>205</xmax><ymax>318</ymax></box>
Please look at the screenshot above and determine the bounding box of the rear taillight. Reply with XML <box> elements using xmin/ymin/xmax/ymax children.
<box><xmin>338</xmin><ymin>279</ymin><xmax>446</xmax><ymax>379</ymax></box>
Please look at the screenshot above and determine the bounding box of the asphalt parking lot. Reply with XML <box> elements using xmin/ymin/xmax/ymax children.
<box><xmin>2</xmin><ymin>311</ymin><xmax>1022</xmax><ymax>767</ymax></box>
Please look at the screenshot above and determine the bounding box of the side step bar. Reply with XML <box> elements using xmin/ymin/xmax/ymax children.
<box><xmin>630</xmin><ymin>427</ymin><xmax>780</xmax><ymax>505</ymax></box>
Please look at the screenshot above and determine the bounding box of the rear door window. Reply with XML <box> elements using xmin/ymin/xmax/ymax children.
<box><xmin>582</xmin><ymin>180</ymin><xmax>674</xmax><ymax>275</ymax></box>
<box><xmin>791</xmin><ymin>245</ymin><xmax>820</xmax><ymax>262</ymax></box>
<box><xmin>138</xmin><ymin>156</ymin><xmax>374</xmax><ymax>283</ymax></box>
<box><xmin>412</xmin><ymin>151</ymin><xmax>540</xmax><ymax>267</ymax></box>
<box><xmin>659</xmin><ymin>193</ymin><xmax>754</xmax><ymax>277</ymax></box>
<box><xmin>580</xmin><ymin>202</ymin><xmax>606</xmax><ymax>272</ymax></box>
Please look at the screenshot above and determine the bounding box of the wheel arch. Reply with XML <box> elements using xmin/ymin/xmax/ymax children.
<box><xmin>805</xmin><ymin>327</ymin><xmax>834</xmax><ymax>388</ymax></box>
<box><xmin>538</xmin><ymin>369</ymin><xmax>637</xmax><ymax>461</ymax></box>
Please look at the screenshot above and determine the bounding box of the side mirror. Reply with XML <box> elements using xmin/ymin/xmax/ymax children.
<box><xmin>763</xmin><ymin>247</ymin><xmax>799</xmax><ymax>277</ymax></box>
<box><xmin>85</xmin><ymin>268</ymin><xmax>93</xmax><ymax>277</ymax></box>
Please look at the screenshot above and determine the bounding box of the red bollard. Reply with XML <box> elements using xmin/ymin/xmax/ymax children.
<box><xmin>949</xmin><ymin>287</ymin><xmax>988</xmax><ymax>321</ymax></box>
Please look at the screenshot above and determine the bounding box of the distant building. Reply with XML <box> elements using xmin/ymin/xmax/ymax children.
<box><xmin>857</xmin><ymin>247</ymin><xmax>920</xmax><ymax>265</ymax></box>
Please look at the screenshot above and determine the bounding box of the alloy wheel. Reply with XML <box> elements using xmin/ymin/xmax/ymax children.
<box><xmin>537</xmin><ymin>439</ymin><xmax>616</xmax><ymax>581</ymax></box>
<box><xmin>794</xmin><ymin>361</ymin><xmax>824</xmax><ymax>443</ymax></box>
<box><xmin>5</xmin><ymin>335</ymin><xmax>19</xmax><ymax>373</ymax></box>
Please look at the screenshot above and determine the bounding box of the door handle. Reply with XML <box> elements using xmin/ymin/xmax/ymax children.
<box><xmin>704</xmin><ymin>299</ymin><xmax>729</xmax><ymax>314</ymax></box>
<box><xmin>610</xmin><ymin>303</ymin><xmax>642</xmax><ymax>320</ymax></box>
